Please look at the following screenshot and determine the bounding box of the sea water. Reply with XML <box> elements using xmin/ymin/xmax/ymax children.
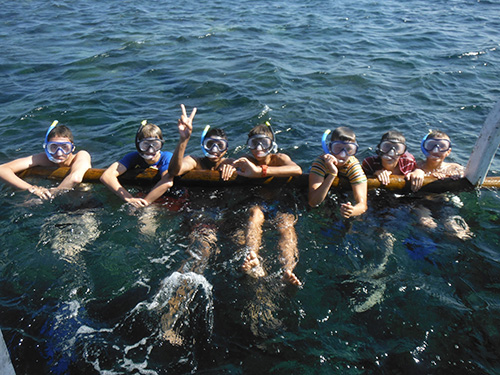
<box><xmin>1</xmin><ymin>0</ymin><xmax>500</xmax><ymax>373</ymax></box>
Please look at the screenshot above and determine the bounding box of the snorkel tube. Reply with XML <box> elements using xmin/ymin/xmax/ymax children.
<box><xmin>265</xmin><ymin>121</ymin><xmax>278</xmax><ymax>154</ymax></box>
<box><xmin>135</xmin><ymin>120</ymin><xmax>147</xmax><ymax>153</ymax></box>
<box><xmin>43</xmin><ymin>120</ymin><xmax>61</xmax><ymax>163</ymax></box>
<box><xmin>420</xmin><ymin>131</ymin><xmax>431</xmax><ymax>157</ymax></box>
<box><xmin>322</xmin><ymin>129</ymin><xmax>331</xmax><ymax>154</ymax></box>
<box><xmin>200</xmin><ymin>125</ymin><xmax>217</xmax><ymax>158</ymax></box>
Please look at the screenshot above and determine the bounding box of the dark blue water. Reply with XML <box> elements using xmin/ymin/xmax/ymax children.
<box><xmin>1</xmin><ymin>0</ymin><xmax>500</xmax><ymax>373</ymax></box>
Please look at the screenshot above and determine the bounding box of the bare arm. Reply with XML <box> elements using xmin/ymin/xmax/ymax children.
<box><xmin>308</xmin><ymin>154</ymin><xmax>338</xmax><ymax>207</ymax></box>
<box><xmin>0</xmin><ymin>153</ymin><xmax>53</xmax><ymax>199</ymax></box>
<box><xmin>308</xmin><ymin>172</ymin><xmax>336</xmax><ymax>207</ymax></box>
<box><xmin>53</xmin><ymin>151</ymin><xmax>92</xmax><ymax>193</ymax></box>
<box><xmin>100</xmin><ymin>162</ymin><xmax>149</xmax><ymax>207</ymax></box>
<box><xmin>143</xmin><ymin>171</ymin><xmax>174</xmax><ymax>204</ymax></box>
<box><xmin>340</xmin><ymin>181</ymin><xmax>368</xmax><ymax>218</ymax></box>
<box><xmin>234</xmin><ymin>154</ymin><xmax>302</xmax><ymax>178</ymax></box>
<box><xmin>168</xmin><ymin>104</ymin><xmax>197</xmax><ymax>176</ymax></box>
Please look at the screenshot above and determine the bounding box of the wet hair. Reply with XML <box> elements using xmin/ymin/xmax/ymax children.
<box><xmin>380</xmin><ymin>130</ymin><xmax>406</xmax><ymax>144</ymax></box>
<box><xmin>136</xmin><ymin>122</ymin><xmax>163</xmax><ymax>141</ymax></box>
<box><xmin>206</xmin><ymin>127</ymin><xmax>227</xmax><ymax>139</ymax></box>
<box><xmin>248</xmin><ymin>124</ymin><xmax>273</xmax><ymax>140</ymax></box>
<box><xmin>47</xmin><ymin>125</ymin><xmax>74</xmax><ymax>143</ymax></box>
<box><xmin>427</xmin><ymin>130</ymin><xmax>450</xmax><ymax>140</ymax></box>
<box><xmin>330</xmin><ymin>126</ymin><xmax>356</xmax><ymax>142</ymax></box>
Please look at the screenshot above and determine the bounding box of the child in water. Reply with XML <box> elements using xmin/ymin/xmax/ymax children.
<box><xmin>309</xmin><ymin>126</ymin><xmax>368</xmax><ymax>218</ymax></box>
<box><xmin>168</xmin><ymin>118</ymin><xmax>236</xmax><ymax>180</ymax></box>
<box><xmin>100</xmin><ymin>104</ymin><xmax>196</xmax><ymax>208</ymax></box>
<box><xmin>233</xmin><ymin>123</ymin><xmax>303</xmax><ymax>286</ymax></box>
<box><xmin>414</xmin><ymin>130</ymin><xmax>472</xmax><ymax>239</ymax></box>
<box><xmin>418</xmin><ymin>130</ymin><xmax>464</xmax><ymax>179</ymax></box>
<box><xmin>362</xmin><ymin>130</ymin><xmax>424</xmax><ymax>191</ymax></box>
<box><xmin>0</xmin><ymin>121</ymin><xmax>91</xmax><ymax>200</ymax></box>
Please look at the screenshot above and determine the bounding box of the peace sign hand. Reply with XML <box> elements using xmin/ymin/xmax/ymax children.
<box><xmin>177</xmin><ymin>104</ymin><xmax>197</xmax><ymax>141</ymax></box>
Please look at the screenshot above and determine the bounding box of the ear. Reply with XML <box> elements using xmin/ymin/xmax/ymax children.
<box><xmin>445</xmin><ymin>148</ymin><xmax>452</xmax><ymax>158</ymax></box>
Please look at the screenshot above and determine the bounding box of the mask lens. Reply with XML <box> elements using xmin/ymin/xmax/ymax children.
<box><xmin>46</xmin><ymin>142</ymin><xmax>73</xmax><ymax>155</ymax></box>
<box><xmin>423</xmin><ymin>138</ymin><xmax>451</xmax><ymax>152</ymax></box>
<box><xmin>138</xmin><ymin>138</ymin><xmax>163</xmax><ymax>152</ymax></box>
<box><xmin>379</xmin><ymin>140</ymin><xmax>406</xmax><ymax>155</ymax></box>
<box><xmin>204</xmin><ymin>138</ymin><xmax>228</xmax><ymax>152</ymax></box>
<box><xmin>248</xmin><ymin>136</ymin><xmax>272</xmax><ymax>150</ymax></box>
<box><xmin>329</xmin><ymin>141</ymin><xmax>358</xmax><ymax>156</ymax></box>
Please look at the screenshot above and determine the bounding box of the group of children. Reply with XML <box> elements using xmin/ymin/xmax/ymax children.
<box><xmin>0</xmin><ymin>105</ymin><xmax>465</xmax><ymax>286</ymax></box>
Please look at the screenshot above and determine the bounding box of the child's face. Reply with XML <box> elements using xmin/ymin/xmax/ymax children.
<box><xmin>423</xmin><ymin>137</ymin><xmax>452</xmax><ymax>162</ymax></box>
<box><xmin>248</xmin><ymin>135</ymin><xmax>273</xmax><ymax>160</ymax></box>
<box><xmin>46</xmin><ymin>136</ymin><xmax>74</xmax><ymax>163</ymax></box>
<box><xmin>203</xmin><ymin>136</ymin><xmax>228</xmax><ymax>161</ymax></box>
<box><xmin>137</xmin><ymin>136</ymin><xmax>163</xmax><ymax>160</ymax></box>
<box><xmin>378</xmin><ymin>140</ymin><xmax>406</xmax><ymax>171</ymax></box>
<box><xmin>329</xmin><ymin>138</ymin><xmax>358</xmax><ymax>165</ymax></box>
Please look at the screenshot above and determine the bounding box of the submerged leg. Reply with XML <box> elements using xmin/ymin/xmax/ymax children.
<box><xmin>414</xmin><ymin>205</ymin><xmax>438</xmax><ymax>229</ymax></box>
<box><xmin>242</xmin><ymin>205</ymin><xmax>266</xmax><ymax>277</ymax></box>
<box><xmin>275</xmin><ymin>212</ymin><xmax>301</xmax><ymax>286</ymax></box>
<box><xmin>179</xmin><ymin>223</ymin><xmax>218</xmax><ymax>274</ymax></box>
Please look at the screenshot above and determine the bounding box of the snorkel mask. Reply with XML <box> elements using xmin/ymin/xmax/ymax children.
<box><xmin>136</xmin><ymin>120</ymin><xmax>164</xmax><ymax>160</ymax></box>
<box><xmin>200</xmin><ymin>125</ymin><xmax>228</xmax><ymax>159</ymax></box>
<box><xmin>377</xmin><ymin>139</ymin><xmax>407</xmax><ymax>157</ymax></box>
<box><xmin>421</xmin><ymin>130</ymin><xmax>451</xmax><ymax>157</ymax></box>
<box><xmin>247</xmin><ymin>121</ymin><xmax>278</xmax><ymax>156</ymax></box>
<box><xmin>43</xmin><ymin>120</ymin><xmax>75</xmax><ymax>163</ymax></box>
<box><xmin>321</xmin><ymin>129</ymin><xmax>358</xmax><ymax>157</ymax></box>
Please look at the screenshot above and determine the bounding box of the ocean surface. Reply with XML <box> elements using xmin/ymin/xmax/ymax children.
<box><xmin>1</xmin><ymin>0</ymin><xmax>500</xmax><ymax>373</ymax></box>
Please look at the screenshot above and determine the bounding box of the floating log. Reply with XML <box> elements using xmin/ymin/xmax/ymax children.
<box><xmin>17</xmin><ymin>166</ymin><xmax>500</xmax><ymax>192</ymax></box>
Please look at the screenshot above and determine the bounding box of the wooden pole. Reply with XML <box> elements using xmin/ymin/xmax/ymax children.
<box><xmin>18</xmin><ymin>166</ymin><xmax>500</xmax><ymax>191</ymax></box>
<box><xmin>465</xmin><ymin>99</ymin><xmax>500</xmax><ymax>186</ymax></box>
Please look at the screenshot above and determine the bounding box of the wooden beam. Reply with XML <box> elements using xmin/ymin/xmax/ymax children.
<box><xmin>17</xmin><ymin>166</ymin><xmax>500</xmax><ymax>192</ymax></box>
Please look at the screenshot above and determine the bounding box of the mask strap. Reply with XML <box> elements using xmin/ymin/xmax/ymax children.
<box><xmin>322</xmin><ymin>129</ymin><xmax>331</xmax><ymax>154</ymax></box>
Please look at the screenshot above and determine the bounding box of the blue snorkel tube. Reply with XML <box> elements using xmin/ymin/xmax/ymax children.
<box><xmin>421</xmin><ymin>131</ymin><xmax>431</xmax><ymax>157</ymax></box>
<box><xmin>43</xmin><ymin>120</ymin><xmax>60</xmax><ymax>163</ymax></box>
<box><xmin>322</xmin><ymin>129</ymin><xmax>331</xmax><ymax>154</ymax></box>
<box><xmin>200</xmin><ymin>125</ymin><xmax>214</xmax><ymax>158</ymax></box>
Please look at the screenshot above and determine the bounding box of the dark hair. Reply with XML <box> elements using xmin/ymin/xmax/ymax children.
<box><xmin>206</xmin><ymin>127</ymin><xmax>227</xmax><ymax>139</ymax></box>
<box><xmin>330</xmin><ymin>126</ymin><xmax>356</xmax><ymax>142</ymax></box>
<box><xmin>380</xmin><ymin>130</ymin><xmax>406</xmax><ymax>144</ymax></box>
<box><xmin>48</xmin><ymin>125</ymin><xmax>74</xmax><ymax>143</ymax></box>
<box><xmin>248</xmin><ymin>124</ymin><xmax>273</xmax><ymax>140</ymax></box>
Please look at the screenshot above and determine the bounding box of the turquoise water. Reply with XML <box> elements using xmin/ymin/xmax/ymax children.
<box><xmin>1</xmin><ymin>0</ymin><xmax>500</xmax><ymax>373</ymax></box>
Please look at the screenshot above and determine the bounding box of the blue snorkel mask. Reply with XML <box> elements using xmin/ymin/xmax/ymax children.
<box><xmin>43</xmin><ymin>120</ymin><xmax>75</xmax><ymax>163</ymax></box>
